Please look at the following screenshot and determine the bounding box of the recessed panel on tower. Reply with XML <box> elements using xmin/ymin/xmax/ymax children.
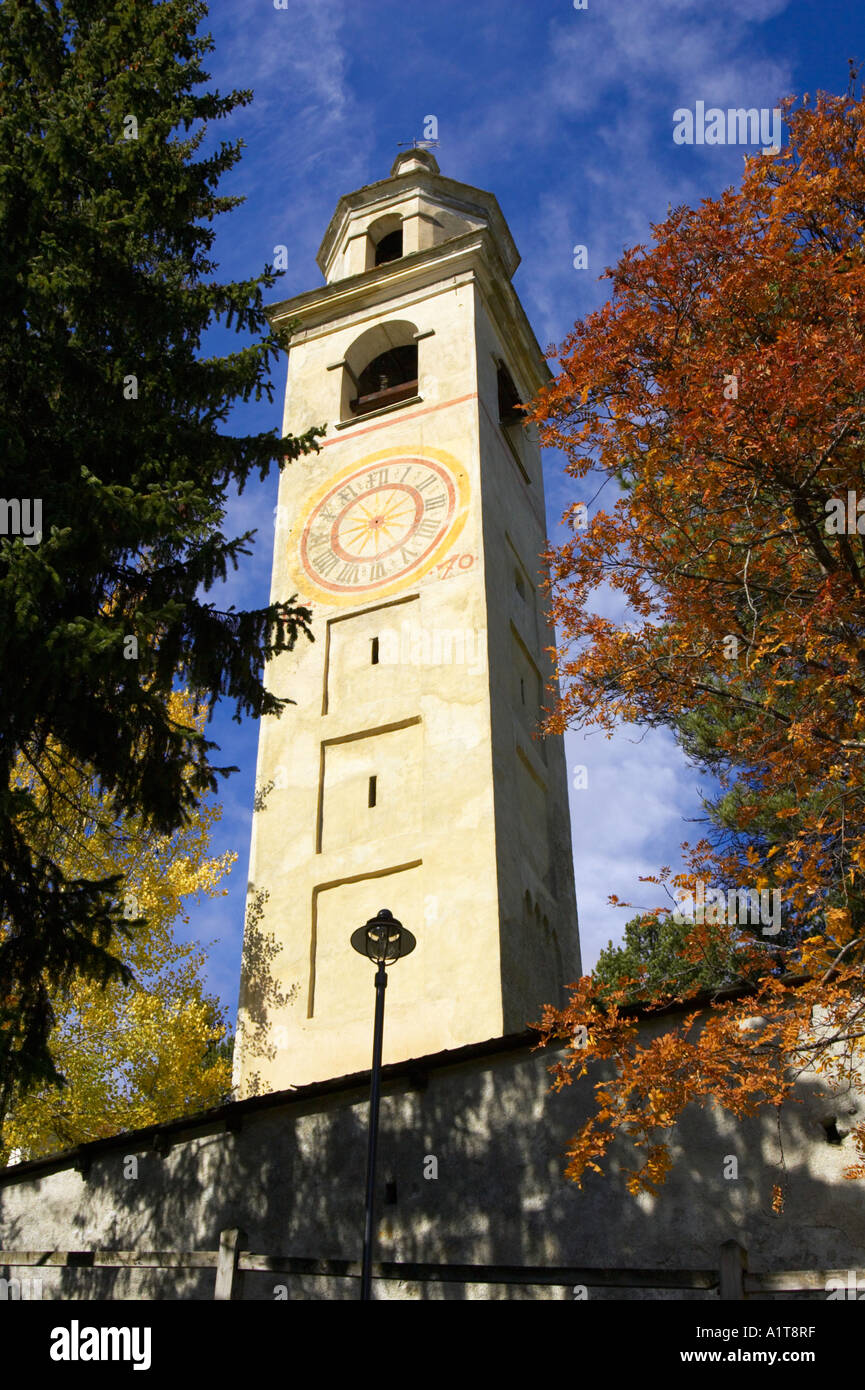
<box><xmin>318</xmin><ymin>721</ymin><xmax>422</xmax><ymax>856</ymax></box>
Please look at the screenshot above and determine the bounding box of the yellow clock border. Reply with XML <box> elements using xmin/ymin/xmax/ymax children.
<box><xmin>289</xmin><ymin>445</ymin><xmax>471</xmax><ymax>606</ymax></box>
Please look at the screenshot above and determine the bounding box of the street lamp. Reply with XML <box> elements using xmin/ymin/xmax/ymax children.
<box><xmin>350</xmin><ymin>907</ymin><xmax>416</xmax><ymax>1301</ymax></box>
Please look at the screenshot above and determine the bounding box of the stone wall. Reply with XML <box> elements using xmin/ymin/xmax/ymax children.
<box><xmin>0</xmin><ymin>1027</ymin><xmax>862</xmax><ymax>1300</ymax></box>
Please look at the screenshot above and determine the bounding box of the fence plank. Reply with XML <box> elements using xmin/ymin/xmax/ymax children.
<box><xmin>238</xmin><ymin>1254</ymin><xmax>718</xmax><ymax>1289</ymax></box>
<box><xmin>0</xmin><ymin>1250</ymin><xmax>217</xmax><ymax>1269</ymax></box>
<box><xmin>747</xmin><ymin>1269</ymin><xmax>863</xmax><ymax>1293</ymax></box>
<box><xmin>214</xmin><ymin>1228</ymin><xmax>246</xmax><ymax>1301</ymax></box>
<box><xmin>719</xmin><ymin>1240</ymin><xmax>747</xmax><ymax>1300</ymax></box>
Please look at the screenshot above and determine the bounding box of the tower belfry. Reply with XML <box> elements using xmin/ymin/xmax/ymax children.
<box><xmin>234</xmin><ymin>151</ymin><xmax>580</xmax><ymax>1094</ymax></box>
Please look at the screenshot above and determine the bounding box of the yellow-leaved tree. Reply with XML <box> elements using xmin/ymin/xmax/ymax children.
<box><xmin>1</xmin><ymin>691</ymin><xmax>236</xmax><ymax>1164</ymax></box>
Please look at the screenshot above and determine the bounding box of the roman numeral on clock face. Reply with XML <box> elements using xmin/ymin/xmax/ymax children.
<box><xmin>310</xmin><ymin>548</ymin><xmax>339</xmax><ymax>576</ymax></box>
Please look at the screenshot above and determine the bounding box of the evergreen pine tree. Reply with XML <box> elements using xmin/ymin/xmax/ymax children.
<box><xmin>0</xmin><ymin>0</ymin><xmax>323</xmax><ymax>1110</ymax></box>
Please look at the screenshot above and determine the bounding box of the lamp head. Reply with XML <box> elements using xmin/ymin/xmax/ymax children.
<box><xmin>351</xmin><ymin>908</ymin><xmax>416</xmax><ymax>965</ymax></box>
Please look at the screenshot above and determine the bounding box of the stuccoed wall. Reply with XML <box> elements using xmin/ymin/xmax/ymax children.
<box><xmin>0</xmin><ymin>1029</ymin><xmax>862</xmax><ymax>1301</ymax></box>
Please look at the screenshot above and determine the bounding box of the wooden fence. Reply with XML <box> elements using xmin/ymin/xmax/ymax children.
<box><xmin>0</xmin><ymin>1234</ymin><xmax>859</xmax><ymax>1299</ymax></box>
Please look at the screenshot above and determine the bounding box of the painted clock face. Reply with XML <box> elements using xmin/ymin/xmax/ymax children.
<box><xmin>294</xmin><ymin>450</ymin><xmax>469</xmax><ymax>604</ymax></box>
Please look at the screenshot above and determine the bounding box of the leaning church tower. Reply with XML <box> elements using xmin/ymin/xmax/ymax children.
<box><xmin>233</xmin><ymin>149</ymin><xmax>580</xmax><ymax>1094</ymax></box>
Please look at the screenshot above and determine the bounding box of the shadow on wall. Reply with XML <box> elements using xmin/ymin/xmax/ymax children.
<box><xmin>235</xmin><ymin>885</ymin><xmax>300</xmax><ymax>1096</ymax></box>
<box><xmin>0</xmin><ymin>1040</ymin><xmax>863</xmax><ymax>1301</ymax></box>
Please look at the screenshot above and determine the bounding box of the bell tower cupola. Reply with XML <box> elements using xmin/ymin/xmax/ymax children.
<box><xmin>317</xmin><ymin>147</ymin><xmax>519</xmax><ymax>283</ymax></box>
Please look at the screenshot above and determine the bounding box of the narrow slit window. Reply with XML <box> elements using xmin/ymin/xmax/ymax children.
<box><xmin>371</xmin><ymin>636</ymin><xmax>379</xmax><ymax>665</ymax></box>
<box><xmin>368</xmin><ymin>775</ymin><xmax>377</xmax><ymax>808</ymax></box>
<box><xmin>520</xmin><ymin>678</ymin><xmax>526</xmax><ymax>705</ymax></box>
<box><xmin>497</xmin><ymin>363</ymin><xmax>523</xmax><ymax>426</ymax></box>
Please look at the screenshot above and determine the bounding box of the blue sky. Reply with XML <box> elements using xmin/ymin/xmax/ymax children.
<box><xmin>183</xmin><ymin>0</ymin><xmax>864</xmax><ymax>1020</ymax></box>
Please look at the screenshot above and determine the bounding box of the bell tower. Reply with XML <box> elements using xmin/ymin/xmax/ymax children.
<box><xmin>233</xmin><ymin>149</ymin><xmax>580</xmax><ymax>1094</ymax></box>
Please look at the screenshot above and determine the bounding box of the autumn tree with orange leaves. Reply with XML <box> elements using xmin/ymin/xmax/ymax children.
<box><xmin>528</xmin><ymin>77</ymin><xmax>865</xmax><ymax>1203</ymax></box>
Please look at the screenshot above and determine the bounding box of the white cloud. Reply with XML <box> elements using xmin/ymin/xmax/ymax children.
<box><xmin>565</xmin><ymin>722</ymin><xmax>707</xmax><ymax>970</ymax></box>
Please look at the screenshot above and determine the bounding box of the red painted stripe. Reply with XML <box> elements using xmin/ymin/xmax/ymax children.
<box><xmin>319</xmin><ymin>392</ymin><xmax>479</xmax><ymax>446</ymax></box>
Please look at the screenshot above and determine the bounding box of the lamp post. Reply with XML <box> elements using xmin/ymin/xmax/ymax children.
<box><xmin>350</xmin><ymin>907</ymin><xmax>416</xmax><ymax>1301</ymax></box>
